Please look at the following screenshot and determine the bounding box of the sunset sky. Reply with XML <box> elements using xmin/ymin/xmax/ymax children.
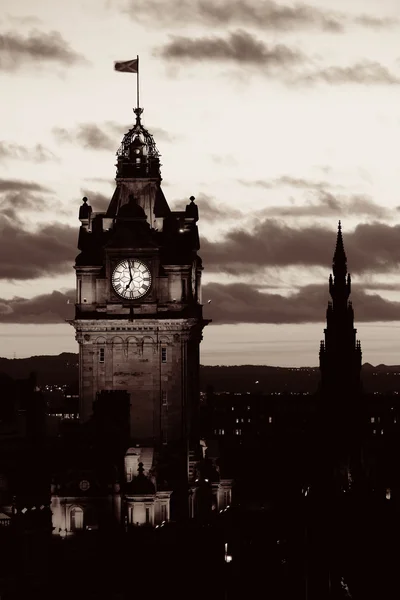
<box><xmin>2</xmin><ymin>0</ymin><xmax>400</xmax><ymax>366</ymax></box>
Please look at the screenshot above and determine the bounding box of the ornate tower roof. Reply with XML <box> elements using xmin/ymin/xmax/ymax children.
<box><xmin>116</xmin><ymin>108</ymin><xmax>161</xmax><ymax>180</ymax></box>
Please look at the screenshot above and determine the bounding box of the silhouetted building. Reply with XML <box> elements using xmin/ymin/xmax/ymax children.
<box><xmin>54</xmin><ymin>103</ymin><xmax>232</xmax><ymax>530</ymax></box>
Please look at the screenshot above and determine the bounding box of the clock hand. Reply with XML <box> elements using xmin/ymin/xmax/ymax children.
<box><xmin>125</xmin><ymin>260</ymin><xmax>133</xmax><ymax>290</ymax></box>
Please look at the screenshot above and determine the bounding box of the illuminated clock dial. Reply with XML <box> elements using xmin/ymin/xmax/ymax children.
<box><xmin>112</xmin><ymin>259</ymin><xmax>152</xmax><ymax>300</ymax></box>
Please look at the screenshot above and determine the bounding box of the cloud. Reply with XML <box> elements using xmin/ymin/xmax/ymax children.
<box><xmin>127</xmin><ymin>0</ymin><xmax>389</xmax><ymax>32</ymax></box>
<box><xmin>0</xmin><ymin>179</ymin><xmax>54</xmax><ymax>223</ymax></box>
<box><xmin>0</xmin><ymin>29</ymin><xmax>87</xmax><ymax>71</ymax></box>
<box><xmin>0</xmin><ymin>219</ymin><xmax>76</xmax><ymax>280</ymax></box>
<box><xmin>0</xmin><ymin>141</ymin><xmax>58</xmax><ymax>162</ymax></box>
<box><xmin>0</xmin><ymin>178</ymin><xmax>51</xmax><ymax>193</ymax></box>
<box><xmin>194</xmin><ymin>189</ymin><xmax>387</xmax><ymax>221</ymax></box>
<box><xmin>156</xmin><ymin>32</ymin><xmax>400</xmax><ymax>85</ymax></box>
<box><xmin>201</xmin><ymin>221</ymin><xmax>400</xmax><ymax>275</ymax></box>
<box><xmin>203</xmin><ymin>282</ymin><xmax>400</xmax><ymax>325</ymax></box>
<box><xmin>52</xmin><ymin>120</ymin><xmax>174</xmax><ymax>151</ymax></box>
<box><xmin>259</xmin><ymin>191</ymin><xmax>389</xmax><ymax>219</ymax></box>
<box><xmin>156</xmin><ymin>30</ymin><xmax>305</xmax><ymax>66</ymax></box>
<box><xmin>239</xmin><ymin>175</ymin><xmax>343</xmax><ymax>191</ymax></box>
<box><xmin>0</xmin><ymin>290</ymin><xmax>75</xmax><ymax>324</ymax></box>
<box><xmin>53</xmin><ymin>124</ymin><xmax>116</xmax><ymax>151</ymax></box>
<box><xmin>353</xmin><ymin>15</ymin><xmax>398</xmax><ymax>29</ymax></box>
<box><xmin>124</xmin><ymin>0</ymin><xmax>399</xmax><ymax>32</ymax></box>
<box><xmin>297</xmin><ymin>61</ymin><xmax>400</xmax><ymax>85</ymax></box>
<box><xmin>3</xmin><ymin>278</ymin><xmax>400</xmax><ymax>325</ymax></box>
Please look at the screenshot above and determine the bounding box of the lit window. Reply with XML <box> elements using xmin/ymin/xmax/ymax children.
<box><xmin>161</xmin><ymin>347</ymin><xmax>167</xmax><ymax>363</ymax></box>
<box><xmin>269</xmin><ymin>416</ymin><xmax>273</xmax><ymax>423</ymax></box>
<box><xmin>236</xmin><ymin>418</ymin><xmax>239</xmax><ymax>423</ymax></box>
<box><xmin>247</xmin><ymin>406</ymin><xmax>250</xmax><ymax>410</ymax></box>
<box><xmin>235</xmin><ymin>429</ymin><xmax>241</xmax><ymax>435</ymax></box>
<box><xmin>232</xmin><ymin>407</ymin><xmax>234</xmax><ymax>411</ymax></box>
<box><xmin>373</xmin><ymin>429</ymin><xmax>376</xmax><ymax>435</ymax></box>
<box><xmin>70</xmin><ymin>507</ymin><xmax>84</xmax><ymax>531</ymax></box>
<box><xmin>162</xmin><ymin>391</ymin><xmax>167</xmax><ymax>406</ymax></box>
<box><xmin>99</xmin><ymin>347</ymin><xmax>105</xmax><ymax>363</ymax></box>
<box><xmin>371</xmin><ymin>417</ymin><xmax>375</xmax><ymax>423</ymax></box>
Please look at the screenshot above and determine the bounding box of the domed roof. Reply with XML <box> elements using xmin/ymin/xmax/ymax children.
<box><xmin>117</xmin><ymin>108</ymin><xmax>160</xmax><ymax>162</ymax></box>
<box><xmin>125</xmin><ymin>462</ymin><xmax>156</xmax><ymax>496</ymax></box>
<box><xmin>117</xmin><ymin>195</ymin><xmax>147</xmax><ymax>219</ymax></box>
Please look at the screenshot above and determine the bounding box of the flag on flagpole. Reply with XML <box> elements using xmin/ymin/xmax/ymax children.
<box><xmin>114</xmin><ymin>59</ymin><xmax>138</xmax><ymax>73</ymax></box>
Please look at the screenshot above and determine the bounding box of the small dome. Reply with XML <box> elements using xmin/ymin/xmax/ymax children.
<box><xmin>117</xmin><ymin>195</ymin><xmax>147</xmax><ymax>219</ymax></box>
<box><xmin>117</xmin><ymin>109</ymin><xmax>160</xmax><ymax>162</ymax></box>
<box><xmin>116</xmin><ymin>108</ymin><xmax>162</xmax><ymax>179</ymax></box>
<box><xmin>125</xmin><ymin>462</ymin><xmax>155</xmax><ymax>495</ymax></box>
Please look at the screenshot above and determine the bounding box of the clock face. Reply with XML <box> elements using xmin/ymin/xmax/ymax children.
<box><xmin>112</xmin><ymin>259</ymin><xmax>152</xmax><ymax>300</ymax></box>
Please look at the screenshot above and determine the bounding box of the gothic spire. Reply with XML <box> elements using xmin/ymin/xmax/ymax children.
<box><xmin>320</xmin><ymin>221</ymin><xmax>362</xmax><ymax>394</ymax></box>
<box><xmin>332</xmin><ymin>220</ymin><xmax>347</xmax><ymax>277</ymax></box>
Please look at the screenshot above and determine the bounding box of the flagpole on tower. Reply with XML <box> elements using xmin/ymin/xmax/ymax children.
<box><xmin>137</xmin><ymin>55</ymin><xmax>140</xmax><ymax>109</ymax></box>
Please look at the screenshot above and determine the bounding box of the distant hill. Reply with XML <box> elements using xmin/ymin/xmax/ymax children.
<box><xmin>0</xmin><ymin>353</ymin><xmax>79</xmax><ymax>386</ymax></box>
<box><xmin>0</xmin><ymin>354</ymin><xmax>400</xmax><ymax>393</ymax></box>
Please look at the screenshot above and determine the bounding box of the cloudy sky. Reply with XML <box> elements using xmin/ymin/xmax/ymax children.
<box><xmin>2</xmin><ymin>0</ymin><xmax>400</xmax><ymax>366</ymax></box>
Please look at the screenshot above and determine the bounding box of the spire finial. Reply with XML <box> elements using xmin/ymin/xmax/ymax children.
<box><xmin>133</xmin><ymin>107</ymin><xmax>143</xmax><ymax>126</ymax></box>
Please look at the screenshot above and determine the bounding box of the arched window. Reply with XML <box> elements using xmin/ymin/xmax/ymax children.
<box><xmin>70</xmin><ymin>506</ymin><xmax>84</xmax><ymax>531</ymax></box>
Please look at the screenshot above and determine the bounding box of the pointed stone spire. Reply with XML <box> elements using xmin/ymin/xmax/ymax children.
<box><xmin>330</xmin><ymin>221</ymin><xmax>351</xmax><ymax>304</ymax></box>
<box><xmin>319</xmin><ymin>222</ymin><xmax>362</xmax><ymax>394</ymax></box>
<box><xmin>333</xmin><ymin>220</ymin><xmax>347</xmax><ymax>277</ymax></box>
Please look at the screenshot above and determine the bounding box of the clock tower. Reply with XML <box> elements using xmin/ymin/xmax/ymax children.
<box><xmin>71</xmin><ymin>107</ymin><xmax>208</xmax><ymax>509</ymax></box>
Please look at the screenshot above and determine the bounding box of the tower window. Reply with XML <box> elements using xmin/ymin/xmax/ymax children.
<box><xmin>161</xmin><ymin>347</ymin><xmax>167</xmax><ymax>363</ymax></box>
<box><xmin>162</xmin><ymin>391</ymin><xmax>168</xmax><ymax>406</ymax></box>
<box><xmin>145</xmin><ymin>507</ymin><xmax>150</xmax><ymax>524</ymax></box>
<box><xmin>99</xmin><ymin>347</ymin><xmax>105</xmax><ymax>363</ymax></box>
